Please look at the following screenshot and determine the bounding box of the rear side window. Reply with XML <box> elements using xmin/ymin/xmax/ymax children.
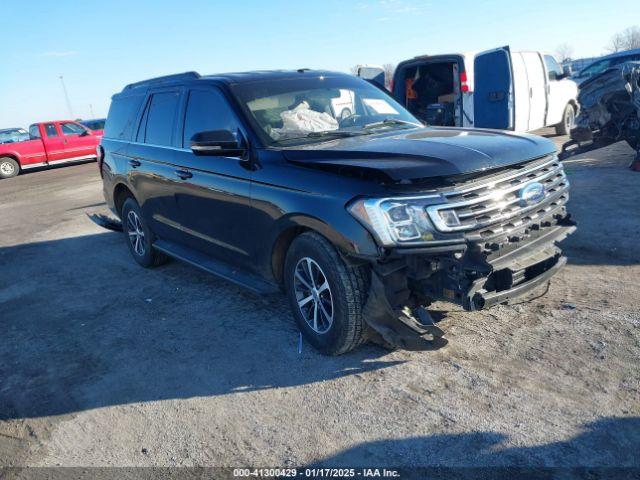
<box><xmin>544</xmin><ymin>55</ymin><xmax>563</xmax><ymax>81</ymax></box>
<box><xmin>61</xmin><ymin>122</ymin><xmax>86</xmax><ymax>135</ymax></box>
<box><xmin>141</xmin><ymin>92</ymin><xmax>180</xmax><ymax>146</ymax></box>
<box><xmin>182</xmin><ymin>89</ymin><xmax>240</xmax><ymax>147</ymax></box>
<box><xmin>29</xmin><ymin>125</ymin><xmax>41</xmax><ymax>139</ymax></box>
<box><xmin>104</xmin><ymin>94</ymin><xmax>145</xmax><ymax>140</ymax></box>
<box><xmin>45</xmin><ymin>124</ymin><xmax>58</xmax><ymax>137</ymax></box>
<box><xmin>83</xmin><ymin>120</ymin><xmax>105</xmax><ymax>130</ymax></box>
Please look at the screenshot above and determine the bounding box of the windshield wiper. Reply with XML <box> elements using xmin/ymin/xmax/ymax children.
<box><xmin>305</xmin><ymin>130</ymin><xmax>365</xmax><ymax>138</ymax></box>
<box><xmin>363</xmin><ymin>118</ymin><xmax>422</xmax><ymax>130</ymax></box>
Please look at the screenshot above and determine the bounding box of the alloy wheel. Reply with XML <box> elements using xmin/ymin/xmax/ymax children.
<box><xmin>293</xmin><ymin>257</ymin><xmax>334</xmax><ymax>334</ymax></box>
<box><xmin>126</xmin><ymin>210</ymin><xmax>146</xmax><ymax>256</ymax></box>
<box><xmin>0</xmin><ymin>161</ymin><xmax>15</xmax><ymax>176</ymax></box>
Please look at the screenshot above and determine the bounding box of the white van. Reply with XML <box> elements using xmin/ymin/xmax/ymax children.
<box><xmin>358</xmin><ymin>46</ymin><xmax>579</xmax><ymax>135</ymax></box>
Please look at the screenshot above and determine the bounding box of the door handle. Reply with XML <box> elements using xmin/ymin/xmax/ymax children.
<box><xmin>175</xmin><ymin>169</ymin><xmax>192</xmax><ymax>180</ymax></box>
<box><xmin>129</xmin><ymin>159</ymin><xmax>141</xmax><ymax>168</ymax></box>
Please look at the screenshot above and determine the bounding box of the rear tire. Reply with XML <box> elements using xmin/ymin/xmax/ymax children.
<box><xmin>284</xmin><ymin>232</ymin><xmax>370</xmax><ymax>355</ymax></box>
<box><xmin>121</xmin><ymin>198</ymin><xmax>167</xmax><ymax>268</ymax></box>
<box><xmin>0</xmin><ymin>157</ymin><xmax>19</xmax><ymax>179</ymax></box>
<box><xmin>555</xmin><ymin>104</ymin><xmax>575</xmax><ymax>136</ymax></box>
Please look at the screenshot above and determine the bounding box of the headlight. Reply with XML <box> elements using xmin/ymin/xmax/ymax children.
<box><xmin>348</xmin><ymin>196</ymin><xmax>442</xmax><ymax>247</ymax></box>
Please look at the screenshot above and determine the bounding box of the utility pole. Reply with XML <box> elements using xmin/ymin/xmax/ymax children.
<box><xmin>59</xmin><ymin>75</ymin><xmax>74</xmax><ymax>119</ymax></box>
<box><xmin>89</xmin><ymin>104</ymin><xmax>95</xmax><ymax>118</ymax></box>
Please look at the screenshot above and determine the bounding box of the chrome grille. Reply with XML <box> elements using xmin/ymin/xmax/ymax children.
<box><xmin>427</xmin><ymin>155</ymin><xmax>569</xmax><ymax>237</ymax></box>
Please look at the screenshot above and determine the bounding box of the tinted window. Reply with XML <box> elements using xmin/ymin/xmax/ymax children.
<box><xmin>104</xmin><ymin>94</ymin><xmax>145</xmax><ymax>140</ymax></box>
<box><xmin>45</xmin><ymin>124</ymin><xmax>58</xmax><ymax>137</ymax></box>
<box><xmin>81</xmin><ymin>119</ymin><xmax>105</xmax><ymax>130</ymax></box>
<box><xmin>544</xmin><ymin>55</ymin><xmax>563</xmax><ymax>81</ymax></box>
<box><xmin>29</xmin><ymin>125</ymin><xmax>41</xmax><ymax>139</ymax></box>
<box><xmin>182</xmin><ymin>89</ymin><xmax>239</xmax><ymax>147</ymax></box>
<box><xmin>612</xmin><ymin>54</ymin><xmax>640</xmax><ymax>66</ymax></box>
<box><xmin>580</xmin><ymin>59</ymin><xmax>612</xmax><ymax>78</ymax></box>
<box><xmin>144</xmin><ymin>91</ymin><xmax>180</xmax><ymax>146</ymax></box>
<box><xmin>61</xmin><ymin>122</ymin><xmax>86</xmax><ymax>135</ymax></box>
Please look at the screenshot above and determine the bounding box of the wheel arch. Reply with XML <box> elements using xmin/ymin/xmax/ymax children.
<box><xmin>269</xmin><ymin>214</ymin><xmax>371</xmax><ymax>285</ymax></box>
<box><xmin>568</xmin><ymin>99</ymin><xmax>579</xmax><ymax>115</ymax></box>
<box><xmin>0</xmin><ymin>154</ymin><xmax>21</xmax><ymax>166</ymax></box>
<box><xmin>112</xmin><ymin>182</ymin><xmax>138</xmax><ymax>217</ymax></box>
<box><xmin>271</xmin><ymin>225</ymin><xmax>309</xmax><ymax>285</ymax></box>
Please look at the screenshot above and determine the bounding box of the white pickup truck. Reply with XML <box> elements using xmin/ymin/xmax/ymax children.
<box><xmin>359</xmin><ymin>46</ymin><xmax>579</xmax><ymax>135</ymax></box>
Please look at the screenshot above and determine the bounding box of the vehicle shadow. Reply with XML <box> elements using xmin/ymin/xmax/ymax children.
<box><xmin>15</xmin><ymin>159</ymin><xmax>96</xmax><ymax>176</ymax></box>
<box><xmin>0</xmin><ymin>232</ymin><xmax>406</xmax><ymax>421</ymax></box>
<box><xmin>313</xmin><ymin>417</ymin><xmax>640</xmax><ymax>474</ymax></box>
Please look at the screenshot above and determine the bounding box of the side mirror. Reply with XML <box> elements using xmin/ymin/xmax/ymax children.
<box><xmin>562</xmin><ymin>64</ymin><xmax>573</xmax><ymax>78</ymax></box>
<box><xmin>79</xmin><ymin>129</ymin><xmax>90</xmax><ymax>137</ymax></box>
<box><xmin>190</xmin><ymin>130</ymin><xmax>246</xmax><ymax>157</ymax></box>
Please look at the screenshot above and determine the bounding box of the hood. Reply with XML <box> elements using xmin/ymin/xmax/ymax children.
<box><xmin>281</xmin><ymin>127</ymin><xmax>557</xmax><ymax>182</ymax></box>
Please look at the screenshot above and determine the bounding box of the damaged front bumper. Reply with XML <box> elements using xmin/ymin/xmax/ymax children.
<box><xmin>361</xmin><ymin>214</ymin><xmax>576</xmax><ymax>349</ymax></box>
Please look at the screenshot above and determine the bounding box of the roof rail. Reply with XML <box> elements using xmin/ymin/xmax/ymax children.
<box><xmin>122</xmin><ymin>71</ymin><xmax>201</xmax><ymax>91</ymax></box>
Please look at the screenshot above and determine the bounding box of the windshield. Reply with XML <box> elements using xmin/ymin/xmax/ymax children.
<box><xmin>230</xmin><ymin>74</ymin><xmax>422</xmax><ymax>145</ymax></box>
<box><xmin>0</xmin><ymin>129</ymin><xmax>29</xmax><ymax>144</ymax></box>
<box><xmin>578</xmin><ymin>59</ymin><xmax>612</xmax><ymax>78</ymax></box>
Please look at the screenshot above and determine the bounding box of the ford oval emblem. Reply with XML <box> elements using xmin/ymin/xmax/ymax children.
<box><xmin>519</xmin><ymin>182</ymin><xmax>545</xmax><ymax>206</ymax></box>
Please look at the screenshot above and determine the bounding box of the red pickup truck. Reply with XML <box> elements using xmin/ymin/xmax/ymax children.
<box><xmin>0</xmin><ymin>120</ymin><xmax>102</xmax><ymax>179</ymax></box>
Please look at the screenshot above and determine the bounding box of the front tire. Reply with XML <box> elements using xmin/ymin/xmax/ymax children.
<box><xmin>0</xmin><ymin>157</ymin><xmax>19</xmax><ymax>179</ymax></box>
<box><xmin>284</xmin><ymin>232</ymin><xmax>369</xmax><ymax>355</ymax></box>
<box><xmin>555</xmin><ymin>104</ymin><xmax>575</xmax><ymax>136</ymax></box>
<box><xmin>121</xmin><ymin>198</ymin><xmax>167</xmax><ymax>268</ymax></box>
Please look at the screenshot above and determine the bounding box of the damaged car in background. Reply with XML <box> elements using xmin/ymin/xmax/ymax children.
<box><xmin>97</xmin><ymin>70</ymin><xmax>576</xmax><ymax>355</ymax></box>
<box><xmin>561</xmin><ymin>61</ymin><xmax>640</xmax><ymax>170</ymax></box>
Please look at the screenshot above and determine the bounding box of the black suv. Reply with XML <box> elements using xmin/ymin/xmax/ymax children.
<box><xmin>99</xmin><ymin>70</ymin><xmax>575</xmax><ymax>355</ymax></box>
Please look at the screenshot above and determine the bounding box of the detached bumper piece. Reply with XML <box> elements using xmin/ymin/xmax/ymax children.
<box><xmin>362</xmin><ymin>272</ymin><xmax>447</xmax><ymax>350</ymax></box>
<box><xmin>86</xmin><ymin>212</ymin><xmax>123</xmax><ymax>232</ymax></box>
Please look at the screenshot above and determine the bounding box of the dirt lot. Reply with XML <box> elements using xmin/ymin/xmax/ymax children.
<box><xmin>1</xmin><ymin>131</ymin><xmax>639</xmax><ymax>474</ymax></box>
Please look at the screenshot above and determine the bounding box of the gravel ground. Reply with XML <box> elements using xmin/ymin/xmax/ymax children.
<box><xmin>0</xmin><ymin>132</ymin><xmax>638</xmax><ymax>474</ymax></box>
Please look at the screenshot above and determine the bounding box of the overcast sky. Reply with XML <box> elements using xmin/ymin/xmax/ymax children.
<box><xmin>1</xmin><ymin>0</ymin><xmax>636</xmax><ymax>127</ymax></box>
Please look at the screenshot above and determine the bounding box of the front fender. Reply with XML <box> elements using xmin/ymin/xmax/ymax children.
<box><xmin>260</xmin><ymin>211</ymin><xmax>379</xmax><ymax>285</ymax></box>
<box><xmin>271</xmin><ymin>212</ymin><xmax>379</xmax><ymax>259</ymax></box>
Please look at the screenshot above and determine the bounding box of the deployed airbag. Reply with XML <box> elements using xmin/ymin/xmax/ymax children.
<box><xmin>271</xmin><ymin>101</ymin><xmax>338</xmax><ymax>140</ymax></box>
